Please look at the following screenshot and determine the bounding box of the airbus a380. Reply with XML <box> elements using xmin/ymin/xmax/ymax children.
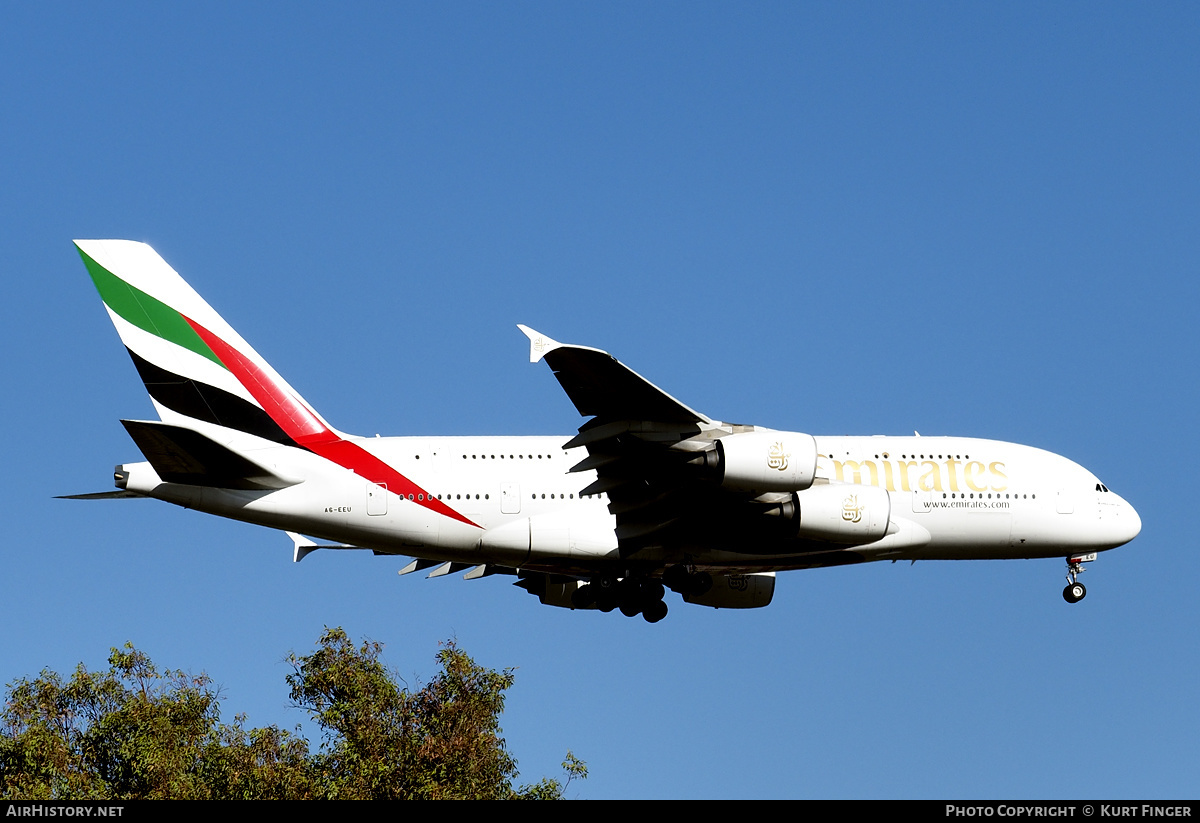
<box><xmin>66</xmin><ymin>240</ymin><xmax>1141</xmax><ymax>622</ymax></box>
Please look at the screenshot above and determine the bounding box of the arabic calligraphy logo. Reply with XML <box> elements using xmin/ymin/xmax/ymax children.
<box><xmin>841</xmin><ymin>494</ymin><xmax>865</xmax><ymax>523</ymax></box>
<box><xmin>767</xmin><ymin>441</ymin><xmax>790</xmax><ymax>472</ymax></box>
<box><xmin>532</xmin><ymin>336</ymin><xmax>547</xmax><ymax>356</ymax></box>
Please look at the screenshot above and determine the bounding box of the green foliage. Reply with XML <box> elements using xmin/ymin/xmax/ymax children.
<box><xmin>0</xmin><ymin>631</ymin><xmax>584</xmax><ymax>800</ymax></box>
<box><xmin>0</xmin><ymin>644</ymin><xmax>310</xmax><ymax>799</ymax></box>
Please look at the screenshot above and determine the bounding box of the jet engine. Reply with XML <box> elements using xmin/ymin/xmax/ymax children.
<box><xmin>787</xmin><ymin>483</ymin><xmax>891</xmax><ymax>544</ymax></box>
<box><xmin>700</xmin><ymin>430</ymin><xmax>818</xmax><ymax>492</ymax></box>
<box><xmin>682</xmin><ymin>571</ymin><xmax>775</xmax><ymax>609</ymax></box>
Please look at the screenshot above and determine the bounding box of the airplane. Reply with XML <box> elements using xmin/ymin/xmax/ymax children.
<box><xmin>65</xmin><ymin>239</ymin><xmax>1141</xmax><ymax>622</ymax></box>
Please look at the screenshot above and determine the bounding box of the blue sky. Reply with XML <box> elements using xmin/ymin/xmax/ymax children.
<box><xmin>2</xmin><ymin>3</ymin><xmax>1197</xmax><ymax>798</ymax></box>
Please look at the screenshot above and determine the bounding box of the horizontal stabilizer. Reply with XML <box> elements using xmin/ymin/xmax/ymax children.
<box><xmin>287</xmin><ymin>531</ymin><xmax>362</xmax><ymax>562</ymax></box>
<box><xmin>56</xmin><ymin>490</ymin><xmax>144</xmax><ymax>500</ymax></box>
<box><xmin>121</xmin><ymin>420</ymin><xmax>299</xmax><ymax>491</ymax></box>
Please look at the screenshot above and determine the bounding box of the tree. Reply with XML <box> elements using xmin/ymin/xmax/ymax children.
<box><xmin>0</xmin><ymin>644</ymin><xmax>311</xmax><ymax>799</ymax></box>
<box><xmin>286</xmin><ymin>628</ymin><xmax>577</xmax><ymax>799</ymax></box>
<box><xmin>0</xmin><ymin>631</ymin><xmax>583</xmax><ymax>800</ymax></box>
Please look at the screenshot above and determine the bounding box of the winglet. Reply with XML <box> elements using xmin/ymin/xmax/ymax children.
<box><xmin>517</xmin><ymin>325</ymin><xmax>562</xmax><ymax>363</ymax></box>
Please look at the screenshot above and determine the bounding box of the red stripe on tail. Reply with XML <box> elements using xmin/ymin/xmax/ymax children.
<box><xmin>185</xmin><ymin>316</ymin><xmax>480</xmax><ymax>529</ymax></box>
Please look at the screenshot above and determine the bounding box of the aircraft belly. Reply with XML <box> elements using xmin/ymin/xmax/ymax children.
<box><xmin>1008</xmin><ymin>503</ymin><xmax>1124</xmax><ymax>556</ymax></box>
<box><xmin>145</xmin><ymin>482</ymin><xmax>357</xmax><ymax>543</ymax></box>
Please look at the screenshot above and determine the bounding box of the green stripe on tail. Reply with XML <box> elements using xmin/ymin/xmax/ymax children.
<box><xmin>76</xmin><ymin>245</ymin><xmax>226</xmax><ymax>369</ymax></box>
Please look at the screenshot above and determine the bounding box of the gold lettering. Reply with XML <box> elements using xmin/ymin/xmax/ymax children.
<box><xmin>943</xmin><ymin>458</ymin><xmax>961</xmax><ymax>492</ymax></box>
<box><xmin>833</xmin><ymin>459</ymin><xmax>879</xmax><ymax>487</ymax></box>
<box><xmin>767</xmin><ymin>441</ymin><xmax>789</xmax><ymax>471</ymax></box>
<box><xmin>965</xmin><ymin>461</ymin><xmax>987</xmax><ymax>492</ymax></box>
<box><xmin>821</xmin><ymin>451</ymin><xmax>1007</xmax><ymax>496</ymax></box>
<box><xmin>989</xmin><ymin>461</ymin><xmax>1008</xmax><ymax>491</ymax></box>
<box><xmin>882</xmin><ymin>461</ymin><xmax>896</xmax><ymax>492</ymax></box>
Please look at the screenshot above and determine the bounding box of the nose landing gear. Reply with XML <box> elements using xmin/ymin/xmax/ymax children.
<box><xmin>1062</xmin><ymin>554</ymin><xmax>1094</xmax><ymax>603</ymax></box>
<box><xmin>1063</xmin><ymin>581</ymin><xmax>1086</xmax><ymax>603</ymax></box>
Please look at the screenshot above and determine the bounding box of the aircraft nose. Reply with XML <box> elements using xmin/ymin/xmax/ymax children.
<box><xmin>1107</xmin><ymin>494</ymin><xmax>1142</xmax><ymax>547</ymax></box>
<box><xmin>1125</xmin><ymin>499</ymin><xmax>1142</xmax><ymax>541</ymax></box>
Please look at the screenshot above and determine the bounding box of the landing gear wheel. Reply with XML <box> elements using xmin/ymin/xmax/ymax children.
<box><xmin>594</xmin><ymin>576</ymin><xmax>619</xmax><ymax>612</ymax></box>
<box><xmin>643</xmin><ymin>600</ymin><xmax>668</xmax><ymax>623</ymax></box>
<box><xmin>1063</xmin><ymin>582</ymin><xmax>1086</xmax><ymax>603</ymax></box>
<box><xmin>1063</xmin><ymin>556</ymin><xmax>1091</xmax><ymax>603</ymax></box>
<box><xmin>571</xmin><ymin>584</ymin><xmax>596</xmax><ymax>609</ymax></box>
<box><xmin>618</xmin><ymin>579</ymin><xmax>643</xmax><ymax>617</ymax></box>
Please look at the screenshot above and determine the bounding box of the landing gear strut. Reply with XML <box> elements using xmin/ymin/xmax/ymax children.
<box><xmin>1062</xmin><ymin>556</ymin><xmax>1089</xmax><ymax>603</ymax></box>
<box><xmin>662</xmin><ymin>564</ymin><xmax>712</xmax><ymax>597</ymax></box>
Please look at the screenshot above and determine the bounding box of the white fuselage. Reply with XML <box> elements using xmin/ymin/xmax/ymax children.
<box><xmin>118</xmin><ymin>429</ymin><xmax>1140</xmax><ymax>575</ymax></box>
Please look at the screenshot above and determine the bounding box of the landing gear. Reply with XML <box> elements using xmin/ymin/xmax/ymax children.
<box><xmin>571</xmin><ymin>575</ymin><xmax>669</xmax><ymax>622</ymax></box>
<box><xmin>1062</xmin><ymin>555</ymin><xmax>1091</xmax><ymax>604</ymax></box>
<box><xmin>642</xmin><ymin>599</ymin><xmax>668</xmax><ymax>623</ymax></box>
<box><xmin>616</xmin><ymin>578</ymin><xmax>666</xmax><ymax>620</ymax></box>
<box><xmin>593</xmin><ymin>575</ymin><xmax>620</xmax><ymax>612</ymax></box>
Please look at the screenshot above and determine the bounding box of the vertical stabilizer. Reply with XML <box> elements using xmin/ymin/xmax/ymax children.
<box><xmin>76</xmin><ymin>240</ymin><xmax>480</xmax><ymax>528</ymax></box>
<box><xmin>75</xmin><ymin>240</ymin><xmax>338</xmax><ymax>448</ymax></box>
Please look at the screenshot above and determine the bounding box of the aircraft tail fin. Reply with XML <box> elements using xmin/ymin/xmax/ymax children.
<box><xmin>75</xmin><ymin>240</ymin><xmax>339</xmax><ymax>448</ymax></box>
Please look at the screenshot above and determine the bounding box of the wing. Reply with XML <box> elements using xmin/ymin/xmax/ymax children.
<box><xmin>520</xmin><ymin>326</ymin><xmax>768</xmax><ymax>560</ymax></box>
<box><xmin>517</xmin><ymin>326</ymin><xmax>711</xmax><ymax>426</ymax></box>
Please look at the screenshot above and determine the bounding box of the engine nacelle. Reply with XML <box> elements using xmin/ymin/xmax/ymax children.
<box><xmin>792</xmin><ymin>483</ymin><xmax>891</xmax><ymax>545</ymax></box>
<box><xmin>711</xmin><ymin>430</ymin><xmax>818</xmax><ymax>492</ymax></box>
<box><xmin>683</xmin><ymin>571</ymin><xmax>775</xmax><ymax>609</ymax></box>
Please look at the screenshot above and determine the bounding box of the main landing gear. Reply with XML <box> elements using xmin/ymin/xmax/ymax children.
<box><xmin>1062</xmin><ymin>555</ymin><xmax>1090</xmax><ymax>603</ymax></box>
<box><xmin>572</xmin><ymin>576</ymin><xmax>669</xmax><ymax>623</ymax></box>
